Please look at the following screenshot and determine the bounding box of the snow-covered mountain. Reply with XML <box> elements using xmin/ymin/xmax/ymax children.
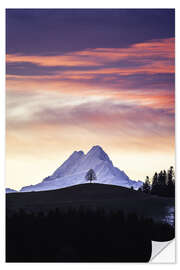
<box><xmin>6</xmin><ymin>188</ymin><xmax>18</xmax><ymax>193</ymax></box>
<box><xmin>20</xmin><ymin>145</ymin><xmax>143</xmax><ymax>192</ymax></box>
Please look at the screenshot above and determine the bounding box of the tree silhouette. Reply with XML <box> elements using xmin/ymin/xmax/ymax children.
<box><xmin>85</xmin><ymin>169</ymin><xmax>96</xmax><ymax>184</ymax></box>
<box><xmin>142</xmin><ymin>176</ymin><xmax>151</xmax><ymax>194</ymax></box>
<box><xmin>150</xmin><ymin>167</ymin><xmax>175</xmax><ymax>197</ymax></box>
<box><xmin>167</xmin><ymin>166</ymin><xmax>175</xmax><ymax>197</ymax></box>
<box><xmin>151</xmin><ymin>172</ymin><xmax>158</xmax><ymax>195</ymax></box>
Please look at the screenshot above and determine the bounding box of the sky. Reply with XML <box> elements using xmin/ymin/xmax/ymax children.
<box><xmin>6</xmin><ymin>9</ymin><xmax>175</xmax><ymax>190</ymax></box>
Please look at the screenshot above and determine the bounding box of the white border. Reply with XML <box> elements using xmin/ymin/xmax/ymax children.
<box><xmin>1</xmin><ymin>1</ymin><xmax>179</xmax><ymax>268</ymax></box>
<box><xmin>0</xmin><ymin>5</ymin><xmax>5</xmax><ymax>266</ymax></box>
<box><xmin>0</xmin><ymin>1</ymin><xmax>178</xmax><ymax>9</ymax></box>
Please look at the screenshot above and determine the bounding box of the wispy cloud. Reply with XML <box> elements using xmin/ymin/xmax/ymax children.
<box><xmin>6</xmin><ymin>38</ymin><xmax>174</xmax><ymax>74</ymax></box>
<box><xmin>7</xmin><ymin>90</ymin><xmax>174</xmax><ymax>142</ymax></box>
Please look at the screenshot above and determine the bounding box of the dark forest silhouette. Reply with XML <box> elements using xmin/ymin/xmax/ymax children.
<box><xmin>6</xmin><ymin>207</ymin><xmax>174</xmax><ymax>262</ymax></box>
<box><xmin>140</xmin><ymin>166</ymin><xmax>175</xmax><ymax>197</ymax></box>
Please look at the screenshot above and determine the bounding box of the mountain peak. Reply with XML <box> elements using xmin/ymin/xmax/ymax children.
<box><xmin>6</xmin><ymin>188</ymin><xmax>18</xmax><ymax>193</ymax></box>
<box><xmin>86</xmin><ymin>145</ymin><xmax>110</xmax><ymax>161</ymax></box>
<box><xmin>51</xmin><ymin>150</ymin><xmax>84</xmax><ymax>179</ymax></box>
<box><xmin>72</xmin><ymin>150</ymin><xmax>84</xmax><ymax>156</ymax></box>
<box><xmin>20</xmin><ymin>145</ymin><xmax>143</xmax><ymax>192</ymax></box>
<box><xmin>90</xmin><ymin>145</ymin><xmax>103</xmax><ymax>151</ymax></box>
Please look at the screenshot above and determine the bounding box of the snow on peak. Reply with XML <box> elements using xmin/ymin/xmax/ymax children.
<box><xmin>20</xmin><ymin>145</ymin><xmax>143</xmax><ymax>192</ymax></box>
<box><xmin>6</xmin><ymin>188</ymin><xmax>18</xmax><ymax>193</ymax></box>
<box><xmin>70</xmin><ymin>150</ymin><xmax>84</xmax><ymax>159</ymax></box>
<box><xmin>51</xmin><ymin>150</ymin><xmax>84</xmax><ymax>179</ymax></box>
<box><xmin>72</xmin><ymin>150</ymin><xmax>84</xmax><ymax>156</ymax></box>
<box><xmin>86</xmin><ymin>145</ymin><xmax>110</xmax><ymax>162</ymax></box>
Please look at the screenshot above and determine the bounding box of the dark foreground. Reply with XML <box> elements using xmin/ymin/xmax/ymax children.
<box><xmin>6</xmin><ymin>183</ymin><xmax>174</xmax><ymax>221</ymax></box>
<box><xmin>6</xmin><ymin>184</ymin><xmax>175</xmax><ymax>262</ymax></box>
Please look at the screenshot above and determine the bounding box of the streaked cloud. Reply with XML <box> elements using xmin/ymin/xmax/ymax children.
<box><xmin>7</xmin><ymin>90</ymin><xmax>174</xmax><ymax>148</ymax></box>
<box><xmin>6</xmin><ymin>38</ymin><xmax>174</xmax><ymax>115</ymax></box>
<box><xmin>6</xmin><ymin>37</ymin><xmax>174</xmax><ymax>65</ymax></box>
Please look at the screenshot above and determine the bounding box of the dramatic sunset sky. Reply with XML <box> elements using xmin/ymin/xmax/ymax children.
<box><xmin>6</xmin><ymin>9</ymin><xmax>175</xmax><ymax>190</ymax></box>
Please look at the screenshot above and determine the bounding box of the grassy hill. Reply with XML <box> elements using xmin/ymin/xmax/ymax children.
<box><xmin>6</xmin><ymin>183</ymin><xmax>174</xmax><ymax>222</ymax></box>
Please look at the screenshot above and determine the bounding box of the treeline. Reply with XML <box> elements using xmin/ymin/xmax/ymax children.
<box><xmin>138</xmin><ymin>166</ymin><xmax>175</xmax><ymax>197</ymax></box>
<box><xmin>6</xmin><ymin>207</ymin><xmax>174</xmax><ymax>262</ymax></box>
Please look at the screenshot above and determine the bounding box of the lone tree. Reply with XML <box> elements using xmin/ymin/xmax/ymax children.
<box><xmin>85</xmin><ymin>169</ymin><xmax>96</xmax><ymax>184</ymax></box>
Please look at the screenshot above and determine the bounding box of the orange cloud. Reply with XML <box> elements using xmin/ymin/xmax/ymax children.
<box><xmin>6</xmin><ymin>54</ymin><xmax>101</xmax><ymax>67</ymax></box>
<box><xmin>72</xmin><ymin>38</ymin><xmax>174</xmax><ymax>60</ymax></box>
<box><xmin>6</xmin><ymin>38</ymin><xmax>174</xmax><ymax>97</ymax></box>
<box><xmin>112</xmin><ymin>90</ymin><xmax>174</xmax><ymax>111</ymax></box>
<box><xmin>6</xmin><ymin>72</ymin><xmax>174</xmax><ymax>113</ymax></box>
<box><xmin>6</xmin><ymin>37</ymin><xmax>175</xmax><ymax>126</ymax></box>
<box><xmin>6</xmin><ymin>37</ymin><xmax>174</xmax><ymax>71</ymax></box>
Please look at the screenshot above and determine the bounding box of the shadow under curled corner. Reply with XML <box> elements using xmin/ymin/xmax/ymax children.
<box><xmin>151</xmin><ymin>240</ymin><xmax>175</xmax><ymax>262</ymax></box>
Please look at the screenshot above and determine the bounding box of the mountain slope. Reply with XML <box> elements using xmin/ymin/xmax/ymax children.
<box><xmin>6</xmin><ymin>188</ymin><xmax>18</xmax><ymax>194</ymax></box>
<box><xmin>20</xmin><ymin>145</ymin><xmax>143</xmax><ymax>192</ymax></box>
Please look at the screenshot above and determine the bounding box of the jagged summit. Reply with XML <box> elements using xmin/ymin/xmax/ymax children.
<box><xmin>86</xmin><ymin>145</ymin><xmax>110</xmax><ymax>162</ymax></box>
<box><xmin>72</xmin><ymin>150</ymin><xmax>84</xmax><ymax>156</ymax></box>
<box><xmin>88</xmin><ymin>145</ymin><xmax>104</xmax><ymax>153</ymax></box>
<box><xmin>20</xmin><ymin>145</ymin><xmax>143</xmax><ymax>192</ymax></box>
